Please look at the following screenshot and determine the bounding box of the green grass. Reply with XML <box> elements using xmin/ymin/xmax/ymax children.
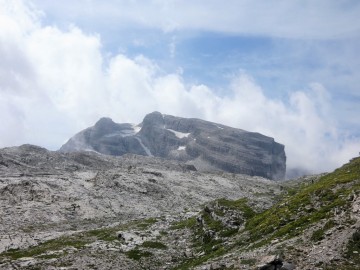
<box><xmin>172</xmin><ymin>247</ymin><xmax>227</xmax><ymax>270</ymax></box>
<box><xmin>345</xmin><ymin>228</ymin><xmax>360</xmax><ymax>264</ymax></box>
<box><xmin>86</xmin><ymin>227</ymin><xmax>119</xmax><ymax>241</ymax></box>
<box><xmin>311</xmin><ymin>228</ymin><xmax>325</xmax><ymax>242</ymax></box>
<box><xmin>0</xmin><ymin>236</ymin><xmax>88</xmax><ymax>260</ymax></box>
<box><xmin>0</xmin><ymin>217</ymin><xmax>159</xmax><ymax>261</ymax></box>
<box><xmin>84</xmin><ymin>217</ymin><xmax>158</xmax><ymax>242</ymax></box>
<box><xmin>37</xmin><ymin>253</ymin><xmax>63</xmax><ymax>260</ymax></box>
<box><xmin>310</xmin><ymin>219</ymin><xmax>336</xmax><ymax>242</ymax></box>
<box><xmin>216</xmin><ymin>198</ymin><xmax>256</xmax><ymax>219</ymax></box>
<box><xmin>135</xmin><ymin>217</ymin><xmax>158</xmax><ymax>229</ymax></box>
<box><xmin>240</xmin><ymin>258</ymin><xmax>256</xmax><ymax>265</ymax></box>
<box><xmin>243</xmin><ymin>157</ymin><xmax>360</xmax><ymax>248</ymax></box>
<box><xmin>170</xmin><ymin>217</ymin><xmax>197</xmax><ymax>230</ymax></box>
<box><xmin>171</xmin><ymin>198</ymin><xmax>256</xmax><ymax>269</ymax></box>
<box><xmin>125</xmin><ymin>249</ymin><xmax>152</xmax><ymax>260</ymax></box>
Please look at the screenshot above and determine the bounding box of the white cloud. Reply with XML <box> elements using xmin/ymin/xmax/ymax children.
<box><xmin>31</xmin><ymin>0</ymin><xmax>360</xmax><ymax>39</ymax></box>
<box><xmin>169</xmin><ymin>36</ymin><xmax>177</xmax><ymax>58</ymax></box>
<box><xmin>1</xmin><ymin>0</ymin><xmax>359</xmax><ymax>177</ymax></box>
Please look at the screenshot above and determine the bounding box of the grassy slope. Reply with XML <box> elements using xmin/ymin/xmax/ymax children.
<box><xmin>246</xmin><ymin>157</ymin><xmax>360</xmax><ymax>246</ymax></box>
<box><xmin>173</xmin><ymin>157</ymin><xmax>360</xmax><ymax>269</ymax></box>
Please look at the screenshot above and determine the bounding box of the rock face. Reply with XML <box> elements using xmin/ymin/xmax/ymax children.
<box><xmin>60</xmin><ymin>112</ymin><xmax>286</xmax><ymax>180</ymax></box>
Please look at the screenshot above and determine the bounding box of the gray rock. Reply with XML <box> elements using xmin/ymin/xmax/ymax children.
<box><xmin>210</xmin><ymin>262</ymin><xmax>226</xmax><ymax>269</ymax></box>
<box><xmin>280</xmin><ymin>262</ymin><xmax>296</xmax><ymax>270</ymax></box>
<box><xmin>60</xmin><ymin>112</ymin><xmax>286</xmax><ymax>180</ymax></box>
<box><xmin>257</xmin><ymin>255</ymin><xmax>283</xmax><ymax>270</ymax></box>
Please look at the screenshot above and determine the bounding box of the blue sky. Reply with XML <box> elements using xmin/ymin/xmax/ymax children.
<box><xmin>1</xmin><ymin>0</ymin><xmax>360</xmax><ymax>176</ymax></box>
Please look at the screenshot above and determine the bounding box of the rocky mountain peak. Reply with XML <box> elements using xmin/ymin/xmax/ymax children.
<box><xmin>94</xmin><ymin>117</ymin><xmax>116</xmax><ymax>128</ymax></box>
<box><xmin>142</xmin><ymin>111</ymin><xmax>165</xmax><ymax>127</ymax></box>
<box><xmin>93</xmin><ymin>117</ymin><xmax>120</xmax><ymax>136</ymax></box>
<box><xmin>60</xmin><ymin>112</ymin><xmax>286</xmax><ymax>180</ymax></box>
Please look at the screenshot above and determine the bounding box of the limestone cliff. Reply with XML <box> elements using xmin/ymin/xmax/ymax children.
<box><xmin>60</xmin><ymin>112</ymin><xmax>286</xmax><ymax>180</ymax></box>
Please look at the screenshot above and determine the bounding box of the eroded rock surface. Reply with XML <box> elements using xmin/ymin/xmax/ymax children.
<box><xmin>0</xmin><ymin>145</ymin><xmax>280</xmax><ymax>256</ymax></box>
<box><xmin>1</xmin><ymin>146</ymin><xmax>358</xmax><ymax>270</ymax></box>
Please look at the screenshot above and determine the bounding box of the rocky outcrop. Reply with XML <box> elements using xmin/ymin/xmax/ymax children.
<box><xmin>257</xmin><ymin>255</ymin><xmax>295</xmax><ymax>270</ymax></box>
<box><xmin>60</xmin><ymin>112</ymin><xmax>286</xmax><ymax>180</ymax></box>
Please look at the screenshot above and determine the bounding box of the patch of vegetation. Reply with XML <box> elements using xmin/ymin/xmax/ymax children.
<box><xmin>311</xmin><ymin>219</ymin><xmax>336</xmax><ymax>242</ymax></box>
<box><xmin>0</xmin><ymin>216</ymin><xmax>160</xmax><ymax>261</ymax></box>
<box><xmin>240</xmin><ymin>258</ymin><xmax>256</xmax><ymax>265</ymax></box>
<box><xmin>85</xmin><ymin>217</ymin><xmax>158</xmax><ymax>241</ymax></box>
<box><xmin>172</xmin><ymin>198</ymin><xmax>256</xmax><ymax>269</ymax></box>
<box><xmin>170</xmin><ymin>217</ymin><xmax>197</xmax><ymax>230</ymax></box>
<box><xmin>141</xmin><ymin>241</ymin><xmax>167</xmax><ymax>249</ymax></box>
<box><xmin>86</xmin><ymin>227</ymin><xmax>119</xmax><ymax>241</ymax></box>
<box><xmin>125</xmin><ymin>249</ymin><xmax>152</xmax><ymax>260</ymax></box>
<box><xmin>135</xmin><ymin>217</ymin><xmax>158</xmax><ymax>230</ymax></box>
<box><xmin>217</xmin><ymin>198</ymin><xmax>256</xmax><ymax>219</ymax></box>
<box><xmin>21</xmin><ymin>266</ymin><xmax>42</xmax><ymax>270</ymax></box>
<box><xmin>219</xmin><ymin>228</ymin><xmax>239</xmax><ymax>238</ymax></box>
<box><xmin>37</xmin><ymin>253</ymin><xmax>63</xmax><ymax>260</ymax></box>
<box><xmin>323</xmin><ymin>219</ymin><xmax>336</xmax><ymax>231</ymax></box>
<box><xmin>311</xmin><ymin>228</ymin><xmax>325</xmax><ymax>242</ymax></box>
<box><xmin>0</xmin><ymin>236</ymin><xmax>88</xmax><ymax>260</ymax></box>
<box><xmin>345</xmin><ymin>227</ymin><xmax>360</xmax><ymax>265</ymax></box>
<box><xmin>244</xmin><ymin>157</ymin><xmax>360</xmax><ymax>248</ymax></box>
<box><xmin>286</xmin><ymin>187</ymin><xmax>298</xmax><ymax>196</ymax></box>
<box><xmin>172</xmin><ymin>247</ymin><xmax>227</xmax><ymax>270</ymax></box>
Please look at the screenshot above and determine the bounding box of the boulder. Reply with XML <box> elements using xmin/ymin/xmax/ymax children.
<box><xmin>257</xmin><ymin>255</ymin><xmax>283</xmax><ymax>270</ymax></box>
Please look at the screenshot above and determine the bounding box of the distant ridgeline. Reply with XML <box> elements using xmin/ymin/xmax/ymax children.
<box><xmin>60</xmin><ymin>112</ymin><xmax>286</xmax><ymax>180</ymax></box>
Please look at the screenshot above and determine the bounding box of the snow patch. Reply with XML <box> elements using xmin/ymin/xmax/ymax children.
<box><xmin>217</xmin><ymin>125</ymin><xmax>224</xmax><ymax>130</ymax></box>
<box><xmin>103</xmin><ymin>124</ymin><xmax>141</xmax><ymax>138</ymax></box>
<box><xmin>132</xmin><ymin>124</ymin><xmax>141</xmax><ymax>133</ymax></box>
<box><xmin>166</xmin><ymin>129</ymin><xmax>190</xmax><ymax>139</ymax></box>
<box><xmin>103</xmin><ymin>131</ymin><xmax>128</xmax><ymax>137</ymax></box>
<box><xmin>177</xmin><ymin>146</ymin><xmax>186</xmax><ymax>151</ymax></box>
<box><xmin>84</xmin><ymin>148</ymin><xmax>102</xmax><ymax>154</ymax></box>
<box><xmin>135</xmin><ymin>137</ymin><xmax>153</xmax><ymax>157</ymax></box>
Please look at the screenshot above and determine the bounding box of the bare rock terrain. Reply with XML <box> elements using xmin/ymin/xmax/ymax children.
<box><xmin>0</xmin><ymin>145</ymin><xmax>359</xmax><ymax>270</ymax></box>
<box><xmin>0</xmin><ymin>144</ymin><xmax>281</xmax><ymax>269</ymax></box>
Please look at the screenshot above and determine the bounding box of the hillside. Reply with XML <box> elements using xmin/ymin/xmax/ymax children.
<box><xmin>0</xmin><ymin>146</ymin><xmax>358</xmax><ymax>269</ymax></box>
<box><xmin>0</xmin><ymin>145</ymin><xmax>281</xmax><ymax>269</ymax></box>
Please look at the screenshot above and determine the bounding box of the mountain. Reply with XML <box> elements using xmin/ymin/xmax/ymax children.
<box><xmin>60</xmin><ymin>112</ymin><xmax>286</xmax><ymax>180</ymax></box>
<box><xmin>0</xmin><ymin>145</ymin><xmax>358</xmax><ymax>270</ymax></box>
